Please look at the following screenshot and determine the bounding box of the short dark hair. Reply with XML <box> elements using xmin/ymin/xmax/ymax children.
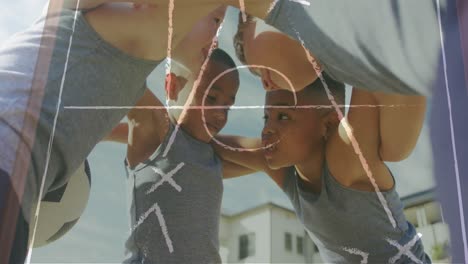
<box><xmin>303</xmin><ymin>72</ymin><xmax>346</xmax><ymax>113</ymax></box>
<box><xmin>210</xmin><ymin>48</ymin><xmax>236</xmax><ymax>70</ymax></box>
<box><xmin>209</xmin><ymin>48</ymin><xmax>239</xmax><ymax>82</ymax></box>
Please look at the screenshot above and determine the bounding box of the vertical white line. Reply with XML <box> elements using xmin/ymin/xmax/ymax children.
<box><xmin>239</xmin><ymin>0</ymin><xmax>247</xmax><ymax>22</ymax></box>
<box><xmin>291</xmin><ymin>26</ymin><xmax>397</xmax><ymax>228</ymax></box>
<box><xmin>436</xmin><ymin>0</ymin><xmax>468</xmax><ymax>261</ymax></box>
<box><xmin>165</xmin><ymin>0</ymin><xmax>175</xmax><ymax>76</ymax></box>
<box><xmin>26</xmin><ymin>1</ymin><xmax>81</xmax><ymax>263</ymax></box>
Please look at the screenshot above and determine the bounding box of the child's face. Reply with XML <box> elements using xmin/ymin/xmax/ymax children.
<box><xmin>173</xmin><ymin>6</ymin><xmax>226</xmax><ymax>73</ymax></box>
<box><xmin>261</xmin><ymin>90</ymin><xmax>326</xmax><ymax>169</ymax></box>
<box><xmin>181</xmin><ymin>61</ymin><xmax>239</xmax><ymax>143</ymax></box>
<box><xmin>241</xmin><ymin>23</ymin><xmax>318</xmax><ymax>92</ymax></box>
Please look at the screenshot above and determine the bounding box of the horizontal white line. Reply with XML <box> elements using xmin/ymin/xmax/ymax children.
<box><xmin>64</xmin><ymin>104</ymin><xmax>423</xmax><ymax>110</ymax></box>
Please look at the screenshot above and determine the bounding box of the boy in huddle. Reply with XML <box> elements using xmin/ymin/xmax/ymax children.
<box><xmin>106</xmin><ymin>48</ymin><xmax>254</xmax><ymax>263</ymax></box>
<box><xmin>214</xmin><ymin>73</ymin><xmax>430</xmax><ymax>263</ymax></box>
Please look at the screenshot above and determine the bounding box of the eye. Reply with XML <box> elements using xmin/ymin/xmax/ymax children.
<box><xmin>214</xmin><ymin>17</ymin><xmax>221</xmax><ymax>24</ymax></box>
<box><xmin>278</xmin><ymin>113</ymin><xmax>290</xmax><ymax>121</ymax></box>
<box><xmin>207</xmin><ymin>95</ymin><xmax>216</xmax><ymax>102</ymax></box>
<box><xmin>262</xmin><ymin>114</ymin><xmax>269</xmax><ymax>123</ymax></box>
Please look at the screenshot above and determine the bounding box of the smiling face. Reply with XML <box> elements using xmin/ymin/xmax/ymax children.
<box><xmin>180</xmin><ymin>60</ymin><xmax>239</xmax><ymax>143</ymax></box>
<box><xmin>261</xmin><ymin>89</ymin><xmax>330</xmax><ymax>169</ymax></box>
<box><xmin>234</xmin><ymin>14</ymin><xmax>318</xmax><ymax>92</ymax></box>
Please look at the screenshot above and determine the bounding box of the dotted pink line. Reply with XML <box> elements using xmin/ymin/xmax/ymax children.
<box><xmin>291</xmin><ymin>26</ymin><xmax>397</xmax><ymax>228</ymax></box>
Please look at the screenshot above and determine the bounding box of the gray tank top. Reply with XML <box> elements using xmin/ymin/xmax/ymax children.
<box><xmin>282</xmin><ymin>164</ymin><xmax>431</xmax><ymax>263</ymax></box>
<box><xmin>0</xmin><ymin>7</ymin><xmax>160</xmax><ymax>219</ymax></box>
<box><xmin>124</xmin><ymin>123</ymin><xmax>223</xmax><ymax>263</ymax></box>
<box><xmin>266</xmin><ymin>0</ymin><xmax>446</xmax><ymax>96</ymax></box>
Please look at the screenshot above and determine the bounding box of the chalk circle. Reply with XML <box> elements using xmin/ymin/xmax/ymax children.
<box><xmin>202</xmin><ymin>64</ymin><xmax>297</xmax><ymax>152</ymax></box>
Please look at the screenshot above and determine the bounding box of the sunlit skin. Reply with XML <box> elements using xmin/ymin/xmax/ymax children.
<box><xmin>180</xmin><ymin>60</ymin><xmax>239</xmax><ymax>143</ymax></box>
<box><xmin>84</xmin><ymin>2</ymin><xmax>227</xmax><ymax>65</ymax></box>
<box><xmin>104</xmin><ymin>56</ymin><xmax>254</xmax><ymax>178</ymax></box>
<box><xmin>261</xmin><ymin>90</ymin><xmax>336</xmax><ymax>189</ymax></box>
<box><xmin>241</xmin><ymin>21</ymin><xmax>318</xmax><ymax>92</ymax></box>
<box><xmin>172</xmin><ymin>6</ymin><xmax>226</xmax><ymax>73</ymax></box>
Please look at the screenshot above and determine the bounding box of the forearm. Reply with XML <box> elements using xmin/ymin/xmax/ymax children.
<box><xmin>131</xmin><ymin>0</ymin><xmax>273</xmax><ymax>19</ymax></box>
<box><xmin>213</xmin><ymin>135</ymin><xmax>269</xmax><ymax>171</ymax></box>
<box><xmin>102</xmin><ymin>123</ymin><xmax>129</xmax><ymax>143</ymax></box>
<box><xmin>62</xmin><ymin>0</ymin><xmax>129</xmax><ymax>10</ymax></box>
<box><xmin>222</xmin><ymin>159</ymin><xmax>257</xmax><ymax>179</ymax></box>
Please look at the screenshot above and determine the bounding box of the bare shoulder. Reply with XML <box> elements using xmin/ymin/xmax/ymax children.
<box><xmin>84</xmin><ymin>3</ymin><xmax>168</xmax><ymax>60</ymax></box>
<box><xmin>126</xmin><ymin>89</ymin><xmax>170</xmax><ymax>167</ymax></box>
<box><xmin>325</xmin><ymin>89</ymin><xmax>394</xmax><ymax>191</ymax></box>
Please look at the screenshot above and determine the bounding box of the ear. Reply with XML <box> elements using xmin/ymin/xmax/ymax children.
<box><xmin>165</xmin><ymin>73</ymin><xmax>187</xmax><ymax>101</ymax></box>
<box><xmin>321</xmin><ymin>110</ymin><xmax>340</xmax><ymax>139</ymax></box>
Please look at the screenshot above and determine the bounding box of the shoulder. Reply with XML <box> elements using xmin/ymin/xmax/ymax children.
<box><xmin>326</xmin><ymin>117</ymin><xmax>394</xmax><ymax>192</ymax></box>
<box><xmin>84</xmin><ymin>3</ymin><xmax>167</xmax><ymax>60</ymax></box>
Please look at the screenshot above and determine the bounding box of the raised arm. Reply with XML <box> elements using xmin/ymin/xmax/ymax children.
<box><xmin>125</xmin><ymin>88</ymin><xmax>170</xmax><ymax>167</ymax></box>
<box><xmin>221</xmin><ymin>159</ymin><xmax>256</xmax><ymax>179</ymax></box>
<box><xmin>62</xmin><ymin>0</ymin><xmax>129</xmax><ymax>10</ymax></box>
<box><xmin>214</xmin><ymin>135</ymin><xmax>287</xmax><ymax>187</ymax></box>
<box><xmin>128</xmin><ymin>0</ymin><xmax>274</xmax><ymax>20</ymax></box>
<box><xmin>103</xmin><ymin>122</ymin><xmax>129</xmax><ymax>143</ymax></box>
<box><xmin>373</xmin><ymin>91</ymin><xmax>426</xmax><ymax>161</ymax></box>
<box><xmin>328</xmin><ymin>88</ymin><xmax>426</xmax><ymax>190</ymax></box>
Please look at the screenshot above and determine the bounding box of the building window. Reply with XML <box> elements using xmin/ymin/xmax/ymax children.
<box><xmin>285</xmin><ymin>232</ymin><xmax>292</xmax><ymax>251</ymax></box>
<box><xmin>297</xmin><ymin>236</ymin><xmax>304</xmax><ymax>255</ymax></box>
<box><xmin>313</xmin><ymin>244</ymin><xmax>319</xmax><ymax>253</ymax></box>
<box><xmin>239</xmin><ymin>233</ymin><xmax>255</xmax><ymax>260</ymax></box>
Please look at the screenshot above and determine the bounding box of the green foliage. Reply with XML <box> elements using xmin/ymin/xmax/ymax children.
<box><xmin>431</xmin><ymin>241</ymin><xmax>450</xmax><ymax>261</ymax></box>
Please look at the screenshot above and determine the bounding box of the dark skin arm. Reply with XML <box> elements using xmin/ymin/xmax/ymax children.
<box><xmin>103</xmin><ymin>122</ymin><xmax>129</xmax><ymax>143</ymax></box>
<box><xmin>327</xmin><ymin>88</ymin><xmax>426</xmax><ymax>191</ymax></box>
<box><xmin>213</xmin><ymin>135</ymin><xmax>287</xmax><ymax>187</ymax></box>
<box><xmin>104</xmin><ymin>89</ymin><xmax>258</xmax><ymax>178</ymax></box>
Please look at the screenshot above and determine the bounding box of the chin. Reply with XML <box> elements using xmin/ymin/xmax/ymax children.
<box><xmin>266</xmin><ymin>159</ymin><xmax>288</xmax><ymax>170</ymax></box>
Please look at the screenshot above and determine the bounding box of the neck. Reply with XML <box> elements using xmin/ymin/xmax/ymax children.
<box><xmin>294</xmin><ymin>144</ymin><xmax>326</xmax><ymax>189</ymax></box>
<box><xmin>178</xmin><ymin>121</ymin><xmax>212</xmax><ymax>143</ymax></box>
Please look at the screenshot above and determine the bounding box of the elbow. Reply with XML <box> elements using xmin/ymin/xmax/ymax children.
<box><xmin>379</xmin><ymin>145</ymin><xmax>413</xmax><ymax>162</ymax></box>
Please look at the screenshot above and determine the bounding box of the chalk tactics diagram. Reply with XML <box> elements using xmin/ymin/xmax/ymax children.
<box><xmin>28</xmin><ymin>0</ymin><xmax>459</xmax><ymax>263</ymax></box>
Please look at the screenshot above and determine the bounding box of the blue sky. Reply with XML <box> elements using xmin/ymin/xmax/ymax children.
<box><xmin>1</xmin><ymin>2</ymin><xmax>435</xmax><ymax>262</ymax></box>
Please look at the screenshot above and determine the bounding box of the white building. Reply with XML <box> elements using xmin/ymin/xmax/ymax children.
<box><xmin>219</xmin><ymin>202</ymin><xmax>322</xmax><ymax>263</ymax></box>
<box><xmin>401</xmin><ymin>189</ymin><xmax>451</xmax><ymax>262</ymax></box>
<box><xmin>219</xmin><ymin>189</ymin><xmax>450</xmax><ymax>263</ymax></box>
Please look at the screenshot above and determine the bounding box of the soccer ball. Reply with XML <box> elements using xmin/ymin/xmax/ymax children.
<box><xmin>29</xmin><ymin>160</ymin><xmax>91</xmax><ymax>247</ymax></box>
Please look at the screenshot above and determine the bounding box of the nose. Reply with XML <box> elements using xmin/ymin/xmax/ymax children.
<box><xmin>261</xmin><ymin>122</ymin><xmax>275</xmax><ymax>141</ymax></box>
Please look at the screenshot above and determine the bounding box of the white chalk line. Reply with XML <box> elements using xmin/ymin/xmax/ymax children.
<box><xmin>386</xmin><ymin>233</ymin><xmax>423</xmax><ymax>264</ymax></box>
<box><xmin>436</xmin><ymin>0</ymin><xmax>468</xmax><ymax>262</ymax></box>
<box><xmin>146</xmin><ymin>163</ymin><xmax>185</xmax><ymax>194</ymax></box>
<box><xmin>290</xmin><ymin>21</ymin><xmax>397</xmax><ymax>228</ymax></box>
<box><xmin>64</xmin><ymin>104</ymin><xmax>423</xmax><ymax>110</ymax></box>
<box><xmin>131</xmin><ymin>202</ymin><xmax>174</xmax><ymax>253</ymax></box>
<box><xmin>26</xmin><ymin>1</ymin><xmax>80</xmax><ymax>262</ymax></box>
<box><xmin>342</xmin><ymin>247</ymin><xmax>369</xmax><ymax>264</ymax></box>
